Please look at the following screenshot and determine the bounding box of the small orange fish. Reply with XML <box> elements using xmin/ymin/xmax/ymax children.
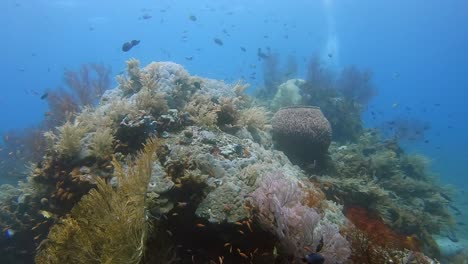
<box><xmin>224</xmin><ymin>242</ymin><xmax>231</xmax><ymax>247</ymax></box>
<box><xmin>196</xmin><ymin>223</ymin><xmax>205</xmax><ymax>228</ymax></box>
<box><xmin>238</xmin><ymin>230</ymin><xmax>244</xmax><ymax>235</ymax></box>
<box><xmin>245</xmin><ymin>220</ymin><xmax>253</xmax><ymax>232</ymax></box>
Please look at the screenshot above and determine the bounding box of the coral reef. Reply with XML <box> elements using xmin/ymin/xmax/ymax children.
<box><xmin>315</xmin><ymin>130</ymin><xmax>453</xmax><ymax>256</ymax></box>
<box><xmin>0</xmin><ymin>59</ymin><xmax>444</xmax><ymax>264</ymax></box>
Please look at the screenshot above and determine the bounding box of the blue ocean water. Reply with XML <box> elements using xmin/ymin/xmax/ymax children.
<box><xmin>3</xmin><ymin>0</ymin><xmax>467</xmax><ymax>186</ymax></box>
<box><xmin>1</xmin><ymin>0</ymin><xmax>468</xmax><ymax>258</ymax></box>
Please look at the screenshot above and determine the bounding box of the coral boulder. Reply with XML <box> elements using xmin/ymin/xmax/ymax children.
<box><xmin>272</xmin><ymin>106</ymin><xmax>332</xmax><ymax>164</ymax></box>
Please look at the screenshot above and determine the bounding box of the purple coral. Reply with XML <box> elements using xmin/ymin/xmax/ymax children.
<box><xmin>250</xmin><ymin>171</ymin><xmax>350</xmax><ymax>263</ymax></box>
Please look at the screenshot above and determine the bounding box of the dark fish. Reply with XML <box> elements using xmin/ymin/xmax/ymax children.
<box><xmin>449</xmin><ymin>204</ymin><xmax>461</xmax><ymax>215</ymax></box>
<box><xmin>440</xmin><ymin>192</ymin><xmax>452</xmax><ymax>202</ymax></box>
<box><xmin>447</xmin><ymin>230</ymin><xmax>459</xmax><ymax>243</ymax></box>
<box><xmin>185</xmin><ymin>56</ymin><xmax>193</xmax><ymax>61</ymax></box>
<box><xmin>302</xmin><ymin>253</ymin><xmax>325</xmax><ymax>264</ymax></box>
<box><xmin>140</xmin><ymin>14</ymin><xmax>152</xmax><ymax>20</ymax></box>
<box><xmin>189</xmin><ymin>15</ymin><xmax>197</xmax><ymax>21</ymax></box>
<box><xmin>122</xmin><ymin>40</ymin><xmax>140</xmax><ymax>52</ymax></box>
<box><xmin>240</xmin><ymin>47</ymin><xmax>246</xmax><ymax>52</ymax></box>
<box><xmin>213</xmin><ymin>38</ymin><xmax>223</xmax><ymax>46</ymax></box>
<box><xmin>257</xmin><ymin>48</ymin><xmax>269</xmax><ymax>60</ymax></box>
<box><xmin>122</xmin><ymin>42</ymin><xmax>133</xmax><ymax>52</ymax></box>
<box><xmin>316</xmin><ymin>237</ymin><xmax>324</xmax><ymax>252</ymax></box>
<box><xmin>302</xmin><ymin>236</ymin><xmax>324</xmax><ymax>263</ymax></box>
<box><xmin>40</xmin><ymin>92</ymin><xmax>48</xmax><ymax>100</ymax></box>
<box><xmin>328</xmin><ymin>53</ymin><xmax>333</xmax><ymax>58</ymax></box>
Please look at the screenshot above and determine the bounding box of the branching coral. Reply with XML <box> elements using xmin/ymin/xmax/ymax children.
<box><xmin>35</xmin><ymin>138</ymin><xmax>159</xmax><ymax>264</ymax></box>
<box><xmin>54</xmin><ymin>121</ymin><xmax>88</xmax><ymax>159</ymax></box>
<box><xmin>184</xmin><ymin>94</ymin><xmax>220</xmax><ymax>128</ymax></box>
<box><xmin>88</xmin><ymin>127</ymin><xmax>115</xmax><ymax>160</ymax></box>
<box><xmin>46</xmin><ymin>63</ymin><xmax>111</xmax><ymax>126</ymax></box>
<box><xmin>135</xmin><ymin>88</ymin><xmax>169</xmax><ymax>116</ymax></box>
<box><xmin>237</xmin><ymin>106</ymin><xmax>269</xmax><ymax>131</ymax></box>
<box><xmin>337</xmin><ymin>66</ymin><xmax>377</xmax><ymax>105</ymax></box>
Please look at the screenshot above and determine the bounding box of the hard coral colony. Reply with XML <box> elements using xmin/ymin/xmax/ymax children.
<box><xmin>0</xmin><ymin>59</ymin><xmax>452</xmax><ymax>263</ymax></box>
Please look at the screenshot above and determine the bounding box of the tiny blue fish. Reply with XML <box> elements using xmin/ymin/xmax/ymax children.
<box><xmin>5</xmin><ymin>229</ymin><xmax>15</xmax><ymax>238</ymax></box>
<box><xmin>302</xmin><ymin>236</ymin><xmax>325</xmax><ymax>264</ymax></box>
<box><xmin>303</xmin><ymin>253</ymin><xmax>325</xmax><ymax>264</ymax></box>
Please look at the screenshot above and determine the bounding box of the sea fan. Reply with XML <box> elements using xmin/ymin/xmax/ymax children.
<box><xmin>250</xmin><ymin>171</ymin><xmax>350</xmax><ymax>263</ymax></box>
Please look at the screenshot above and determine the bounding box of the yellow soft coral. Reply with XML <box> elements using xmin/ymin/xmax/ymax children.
<box><xmin>35</xmin><ymin>138</ymin><xmax>159</xmax><ymax>264</ymax></box>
